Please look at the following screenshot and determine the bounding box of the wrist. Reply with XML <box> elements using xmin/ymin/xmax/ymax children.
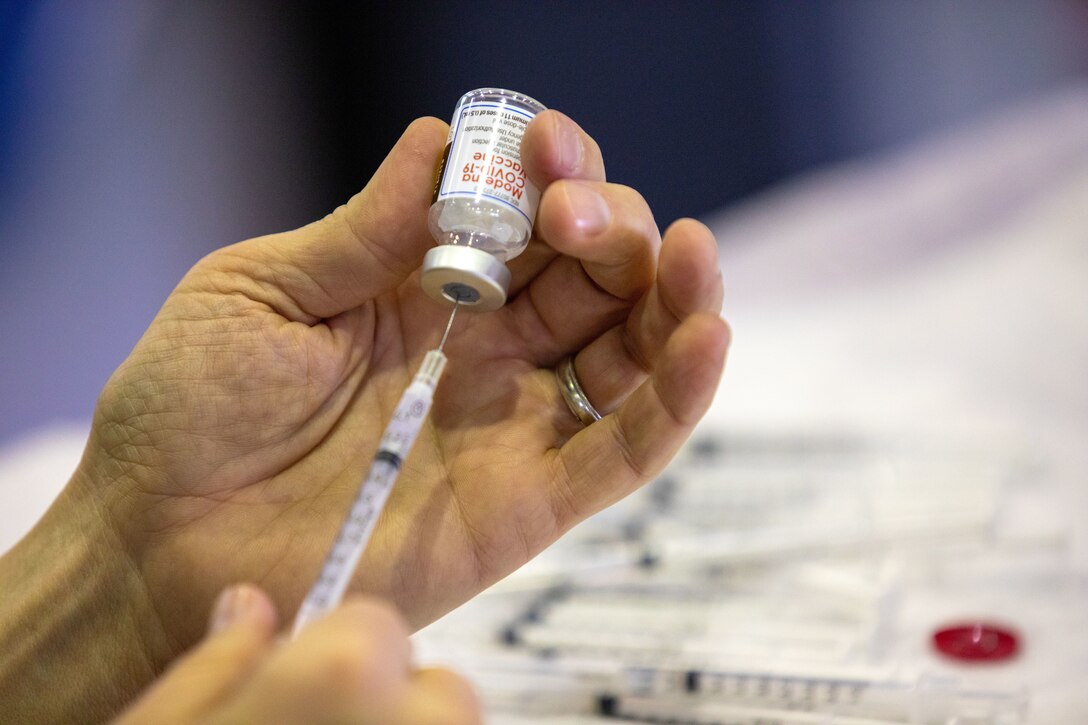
<box><xmin>0</xmin><ymin>464</ymin><xmax>173</xmax><ymax>721</ymax></box>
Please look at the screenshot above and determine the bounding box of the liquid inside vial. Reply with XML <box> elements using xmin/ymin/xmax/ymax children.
<box><xmin>433</xmin><ymin>198</ymin><xmax>522</xmax><ymax>261</ymax></box>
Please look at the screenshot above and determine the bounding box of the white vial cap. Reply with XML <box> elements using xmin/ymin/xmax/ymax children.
<box><xmin>420</xmin><ymin>246</ymin><xmax>512</xmax><ymax>312</ymax></box>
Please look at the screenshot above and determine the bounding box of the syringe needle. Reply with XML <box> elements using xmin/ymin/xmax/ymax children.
<box><xmin>437</xmin><ymin>300</ymin><xmax>460</xmax><ymax>353</ymax></box>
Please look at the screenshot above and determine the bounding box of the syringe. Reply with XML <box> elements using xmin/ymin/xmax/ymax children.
<box><xmin>596</xmin><ymin>695</ymin><xmax>906</xmax><ymax>725</ymax></box>
<box><xmin>616</xmin><ymin>665</ymin><xmax>1028</xmax><ymax>725</ymax></box>
<box><xmin>292</xmin><ymin>303</ymin><xmax>460</xmax><ymax>637</ymax></box>
<box><xmin>453</xmin><ymin>656</ymin><xmax>1026</xmax><ymax>724</ymax></box>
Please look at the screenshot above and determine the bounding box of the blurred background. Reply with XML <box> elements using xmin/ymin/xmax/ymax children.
<box><xmin>1</xmin><ymin>0</ymin><xmax>1087</xmax><ymax>443</ymax></box>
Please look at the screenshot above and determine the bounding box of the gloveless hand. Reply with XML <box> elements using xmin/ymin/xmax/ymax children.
<box><xmin>24</xmin><ymin>110</ymin><xmax>728</xmax><ymax>716</ymax></box>
<box><xmin>115</xmin><ymin>585</ymin><xmax>480</xmax><ymax>725</ymax></box>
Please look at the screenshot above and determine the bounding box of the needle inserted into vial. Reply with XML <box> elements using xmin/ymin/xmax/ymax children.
<box><xmin>295</xmin><ymin>87</ymin><xmax>543</xmax><ymax>636</ymax></box>
<box><xmin>292</xmin><ymin>301</ymin><xmax>460</xmax><ymax>637</ymax></box>
<box><xmin>438</xmin><ymin>297</ymin><xmax>461</xmax><ymax>352</ymax></box>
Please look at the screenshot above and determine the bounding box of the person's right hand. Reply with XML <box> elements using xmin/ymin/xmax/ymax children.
<box><xmin>115</xmin><ymin>584</ymin><xmax>479</xmax><ymax>725</ymax></box>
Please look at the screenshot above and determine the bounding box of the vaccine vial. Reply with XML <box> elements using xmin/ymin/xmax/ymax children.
<box><xmin>423</xmin><ymin>88</ymin><xmax>547</xmax><ymax>311</ymax></box>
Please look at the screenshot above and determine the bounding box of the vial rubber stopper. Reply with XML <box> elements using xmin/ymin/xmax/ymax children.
<box><xmin>421</xmin><ymin>245</ymin><xmax>511</xmax><ymax>311</ymax></box>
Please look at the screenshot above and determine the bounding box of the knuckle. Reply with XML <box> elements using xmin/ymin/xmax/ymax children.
<box><xmin>601</xmin><ymin>184</ymin><xmax>659</xmax><ymax>252</ymax></box>
<box><xmin>604</xmin><ymin>182</ymin><xmax>650</xmax><ymax>217</ymax></box>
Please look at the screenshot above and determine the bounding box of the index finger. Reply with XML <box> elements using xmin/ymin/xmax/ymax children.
<box><xmin>217</xmin><ymin>599</ymin><xmax>413</xmax><ymax>723</ymax></box>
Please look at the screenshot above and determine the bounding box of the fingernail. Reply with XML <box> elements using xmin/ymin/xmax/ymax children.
<box><xmin>563</xmin><ymin>182</ymin><xmax>611</xmax><ymax>236</ymax></box>
<box><xmin>209</xmin><ymin>585</ymin><xmax>253</xmax><ymax>635</ymax></box>
<box><xmin>553</xmin><ymin>112</ymin><xmax>584</xmax><ymax>172</ymax></box>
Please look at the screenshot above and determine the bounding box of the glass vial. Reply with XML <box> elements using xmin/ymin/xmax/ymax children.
<box><xmin>423</xmin><ymin>88</ymin><xmax>547</xmax><ymax>311</ymax></box>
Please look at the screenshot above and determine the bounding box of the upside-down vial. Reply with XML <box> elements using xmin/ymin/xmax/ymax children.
<box><xmin>422</xmin><ymin>88</ymin><xmax>547</xmax><ymax>312</ymax></box>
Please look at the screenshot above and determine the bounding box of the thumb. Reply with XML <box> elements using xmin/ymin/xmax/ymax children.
<box><xmin>210</xmin><ymin>117</ymin><xmax>448</xmax><ymax>321</ymax></box>
<box><xmin>113</xmin><ymin>584</ymin><xmax>278</xmax><ymax>724</ymax></box>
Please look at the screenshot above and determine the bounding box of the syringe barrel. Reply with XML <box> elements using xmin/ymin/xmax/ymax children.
<box><xmin>292</xmin><ymin>350</ymin><xmax>447</xmax><ymax>637</ymax></box>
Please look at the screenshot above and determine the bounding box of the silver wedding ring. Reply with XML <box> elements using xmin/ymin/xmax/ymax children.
<box><xmin>555</xmin><ymin>355</ymin><xmax>602</xmax><ymax>427</ymax></box>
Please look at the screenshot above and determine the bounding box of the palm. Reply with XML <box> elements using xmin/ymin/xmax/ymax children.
<box><xmin>112</xmin><ymin>274</ymin><xmax>574</xmax><ymax>643</ymax></box>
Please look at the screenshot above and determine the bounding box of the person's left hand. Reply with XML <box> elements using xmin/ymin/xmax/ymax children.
<box><xmin>37</xmin><ymin>110</ymin><xmax>727</xmax><ymax>716</ymax></box>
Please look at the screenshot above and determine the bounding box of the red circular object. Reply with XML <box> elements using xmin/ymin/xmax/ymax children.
<box><xmin>932</xmin><ymin>622</ymin><xmax>1019</xmax><ymax>662</ymax></box>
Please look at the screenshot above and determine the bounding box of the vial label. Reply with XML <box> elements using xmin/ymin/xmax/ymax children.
<box><xmin>436</xmin><ymin>100</ymin><xmax>540</xmax><ymax>226</ymax></box>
